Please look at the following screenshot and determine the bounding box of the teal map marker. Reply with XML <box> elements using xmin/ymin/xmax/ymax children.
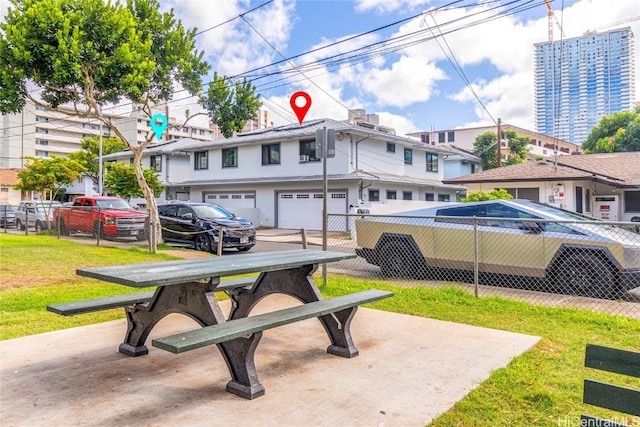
<box><xmin>150</xmin><ymin>114</ymin><xmax>168</xmax><ymax>140</ymax></box>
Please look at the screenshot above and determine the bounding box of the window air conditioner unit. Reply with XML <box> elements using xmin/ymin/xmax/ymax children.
<box><xmin>300</xmin><ymin>155</ymin><xmax>309</xmax><ymax>162</ymax></box>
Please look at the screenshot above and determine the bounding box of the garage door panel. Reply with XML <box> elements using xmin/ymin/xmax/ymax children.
<box><xmin>278</xmin><ymin>191</ymin><xmax>346</xmax><ymax>231</ymax></box>
<box><xmin>204</xmin><ymin>193</ymin><xmax>255</xmax><ymax>209</ymax></box>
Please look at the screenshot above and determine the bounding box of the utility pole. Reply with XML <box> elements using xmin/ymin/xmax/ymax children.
<box><xmin>496</xmin><ymin>118</ymin><xmax>501</xmax><ymax>167</ymax></box>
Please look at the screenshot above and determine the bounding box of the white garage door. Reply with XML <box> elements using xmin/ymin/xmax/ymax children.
<box><xmin>204</xmin><ymin>192</ymin><xmax>255</xmax><ymax>210</ymax></box>
<box><xmin>278</xmin><ymin>191</ymin><xmax>347</xmax><ymax>231</ymax></box>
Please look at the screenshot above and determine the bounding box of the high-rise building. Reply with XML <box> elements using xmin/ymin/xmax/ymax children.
<box><xmin>534</xmin><ymin>27</ymin><xmax>636</xmax><ymax>144</ymax></box>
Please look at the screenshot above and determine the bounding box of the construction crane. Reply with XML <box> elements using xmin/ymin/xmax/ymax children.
<box><xmin>585</xmin><ymin>16</ymin><xmax>640</xmax><ymax>34</ymax></box>
<box><xmin>544</xmin><ymin>0</ymin><xmax>566</xmax><ymax>41</ymax></box>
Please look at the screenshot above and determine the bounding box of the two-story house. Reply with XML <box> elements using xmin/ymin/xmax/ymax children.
<box><xmin>104</xmin><ymin>118</ymin><xmax>476</xmax><ymax>230</ymax></box>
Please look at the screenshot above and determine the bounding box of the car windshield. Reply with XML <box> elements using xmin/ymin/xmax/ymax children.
<box><xmin>516</xmin><ymin>200</ymin><xmax>591</xmax><ymax>221</ymax></box>
<box><xmin>0</xmin><ymin>205</ymin><xmax>16</xmax><ymax>213</ymax></box>
<box><xmin>95</xmin><ymin>199</ymin><xmax>132</xmax><ymax>210</ymax></box>
<box><xmin>192</xmin><ymin>204</ymin><xmax>234</xmax><ymax>219</ymax></box>
<box><xmin>34</xmin><ymin>202</ymin><xmax>61</xmax><ymax>212</ymax></box>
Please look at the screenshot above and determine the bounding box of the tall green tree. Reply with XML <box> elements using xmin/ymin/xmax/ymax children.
<box><xmin>0</xmin><ymin>0</ymin><xmax>261</xmax><ymax>251</ymax></box>
<box><xmin>582</xmin><ymin>107</ymin><xmax>640</xmax><ymax>153</ymax></box>
<box><xmin>473</xmin><ymin>131</ymin><xmax>498</xmax><ymax>170</ymax></box>
<box><xmin>473</xmin><ymin>129</ymin><xmax>531</xmax><ymax>170</ymax></box>
<box><xmin>15</xmin><ymin>156</ymin><xmax>86</xmax><ymax>204</ymax></box>
<box><xmin>68</xmin><ymin>136</ymin><xmax>126</xmax><ymax>190</ymax></box>
<box><xmin>103</xmin><ymin>163</ymin><xmax>164</xmax><ymax>201</ymax></box>
<box><xmin>501</xmin><ymin>129</ymin><xmax>531</xmax><ymax>166</ymax></box>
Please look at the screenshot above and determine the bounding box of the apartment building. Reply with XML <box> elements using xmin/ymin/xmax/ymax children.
<box><xmin>407</xmin><ymin>123</ymin><xmax>582</xmax><ymax>161</ymax></box>
<box><xmin>0</xmin><ymin>99</ymin><xmax>273</xmax><ymax>169</ymax></box>
<box><xmin>534</xmin><ymin>27</ymin><xmax>636</xmax><ymax>144</ymax></box>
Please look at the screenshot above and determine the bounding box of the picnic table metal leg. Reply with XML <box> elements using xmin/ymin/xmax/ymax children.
<box><xmin>119</xmin><ymin>281</ymin><xmax>225</xmax><ymax>357</ymax></box>
<box><xmin>227</xmin><ymin>265</ymin><xmax>360</xmax><ymax>358</ymax></box>
<box><xmin>217</xmin><ymin>332</ymin><xmax>265</xmax><ymax>400</ymax></box>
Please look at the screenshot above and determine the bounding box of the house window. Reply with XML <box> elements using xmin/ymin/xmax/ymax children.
<box><xmin>404</xmin><ymin>148</ymin><xmax>412</xmax><ymax>164</ymax></box>
<box><xmin>150</xmin><ymin>155</ymin><xmax>162</xmax><ymax>172</ymax></box>
<box><xmin>386</xmin><ymin>190</ymin><xmax>397</xmax><ymax>200</ymax></box>
<box><xmin>368</xmin><ymin>189</ymin><xmax>380</xmax><ymax>202</ymax></box>
<box><xmin>262</xmin><ymin>143</ymin><xmax>280</xmax><ymax>165</ymax></box>
<box><xmin>585</xmin><ymin>189</ymin><xmax>591</xmax><ymax>212</ymax></box>
<box><xmin>182</xmin><ymin>127</ymin><xmax>189</xmax><ymax>134</ymax></box>
<box><xmin>438</xmin><ymin>132</ymin><xmax>445</xmax><ymax>143</ymax></box>
<box><xmin>504</xmin><ymin>187</ymin><xmax>539</xmax><ymax>201</ymax></box>
<box><xmin>299</xmin><ymin>139</ymin><xmax>319</xmax><ymax>161</ymax></box>
<box><xmin>194</xmin><ymin>151</ymin><xmax>208</xmax><ymax>170</ymax></box>
<box><xmin>425</xmin><ymin>192</ymin><xmax>435</xmax><ymax>201</ymax></box>
<box><xmin>426</xmin><ymin>153</ymin><xmax>438</xmax><ymax>172</ymax></box>
<box><xmin>387</xmin><ymin>142</ymin><xmax>396</xmax><ymax>153</ymax></box>
<box><xmin>438</xmin><ymin>194</ymin><xmax>450</xmax><ymax>202</ymax></box>
<box><xmin>471</xmin><ymin>163</ymin><xmax>479</xmax><ymax>173</ymax></box>
<box><xmin>403</xmin><ymin>191</ymin><xmax>412</xmax><ymax>200</ymax></box>
<box><xmin>624</xmin><ymin>190</ymin><xmax>640</xmax><ymax>212</ymax></box>
<box><xmin>447</xmin><ymin>131</ymin><xmax>455</xmax><ymax>142</ymax></box>
<box><xmin>222</xmin><ymin>148</ymin><xmax>238</xmax><ymax>168</ymax></box>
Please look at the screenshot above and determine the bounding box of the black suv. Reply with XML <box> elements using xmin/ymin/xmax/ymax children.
<box><xmin>157</xmin><ymin>202</ymin><xmax>256</xmax><ymax>253</ymax></box>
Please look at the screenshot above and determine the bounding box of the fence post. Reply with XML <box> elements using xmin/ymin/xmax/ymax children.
<box><xmin>217</xmin><ymin>225</ymin><xmax>224</xmax><ymax>255</ymax></box>
<box><xmin>300</xmin><ymin>228</ymin><xmax>308</xmax><ymax>249</ymax></box>
<box><xmin>473</xmin><ymin>216</ymin><xmax>479</xmax><ymax>298</ymax></box>
<box><xmin>24</xmin><ymin>209</ymin><xmax>29</xmax><ymax>235</ymax></box>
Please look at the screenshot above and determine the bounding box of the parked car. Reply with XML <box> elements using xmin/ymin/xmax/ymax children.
<box><xmin>54</xmin><ymin>196</ymin><xmax>148</xmax><ymax>240</ymax></box>
<box><xmin>157</xmin><ymin>202</ymin><xmax>256</xmax><ymax>253</ymax></box>
<box><xmin>0</xmin><ymin>204</ymin><xmax>16</xmax><ymax>228</ymax></box>
<box><xmin>15</xmin><ymin>200</ymin><xmax>63</xmax><ymax>231</ymax></box>
<box><xmin>355</xmin><ymin>199</ymin><xmax>640</xmax><ymax>299</ymax></box>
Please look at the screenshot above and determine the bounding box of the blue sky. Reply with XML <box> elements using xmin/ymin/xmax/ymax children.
<box><xmin>2</xmin><ymin>0</ymin><xmax>639</xmax><ymax>137</ymax></box>
<box><xmin>162</xmin><ymin>0</ymin><xmax>639</xmax><ymax>137</ymax></box>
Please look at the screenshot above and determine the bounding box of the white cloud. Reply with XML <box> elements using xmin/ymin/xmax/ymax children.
<box><xmin>164</xmin><ymin>0</ymin><xmax>296</xmax><ymax>77</ymax></box>
<box><xmin>434</xmin><ymin>0</ymin><xmax>640</xmax><ymax>129</ymax></box>
<box><xmin>0</xmin><ymin>0</ymin><xmax>10</xmax><ymax>20</ymax></box>
<box><xmin>359</xmin><ymin>55</ymin><xmax>447</xmax><ymax>107</ymax></box>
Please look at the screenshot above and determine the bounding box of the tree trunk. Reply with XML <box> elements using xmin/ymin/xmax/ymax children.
<box><xmin>131</xmin><ymin>150</ymin><xmax>161</xmax><ymax>253</ymax></box>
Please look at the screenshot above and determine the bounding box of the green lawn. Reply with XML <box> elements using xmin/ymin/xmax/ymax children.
<box><xmin>1</xmin><ymin>233</ymin><xmax>638</xmax><ymax>426</ymax></box>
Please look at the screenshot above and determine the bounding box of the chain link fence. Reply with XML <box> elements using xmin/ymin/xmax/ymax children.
<box><xmin>7</xmin><ymin>202</ymin><xmax>639</xmax><ymax>319</ymax></box>
<box><xmin>322</xmin><ymin>213</ymin><xmax>640</xmax><ymax>319</ymax></box>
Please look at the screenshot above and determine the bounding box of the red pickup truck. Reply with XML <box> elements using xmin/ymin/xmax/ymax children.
<box><xmin>55</xmin><ymin>196</ymin><xmax>148</xmax><ymax>240</ymax></box>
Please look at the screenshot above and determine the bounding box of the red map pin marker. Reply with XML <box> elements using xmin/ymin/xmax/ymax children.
<box><xmin>290</xmin><ymin>91</ymin><xmax>312</xmax><ymax>125</ymax></box>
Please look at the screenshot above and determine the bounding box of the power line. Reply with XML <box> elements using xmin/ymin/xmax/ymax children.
<box><xmin>4</xmin><ymin>0</ymin><xmax>544</xmax><ymax>138</ymax></box>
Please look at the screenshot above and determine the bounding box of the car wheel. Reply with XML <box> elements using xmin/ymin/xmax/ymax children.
<box><xmin>193</xmin><ymin>234</ymin><xmax>212</xmax><ymax>252</ymax></box>
<box><xmin>379</xmin><ymin>240</ymin><xmax>411</xmax><ymax>278</ymax></box>
<box><xmin>16</xmin><ymin>219</ymin><xmax>24</xmax><ymax>230</ymax></box>
<box><xmin>554</xmin><ymin>253</ymin><xmax>618</xmax><ymax>299</ymax></box>
<box><xmin>237</xmin><ymin>246</ymin><xmax>252</xmax><ymax>252</ymax></box>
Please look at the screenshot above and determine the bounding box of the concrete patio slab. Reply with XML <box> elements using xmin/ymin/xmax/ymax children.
<box><xmin>0</xmin><ymin>296</ymin><xmax>540</xmax><ymax>427</ymax></box>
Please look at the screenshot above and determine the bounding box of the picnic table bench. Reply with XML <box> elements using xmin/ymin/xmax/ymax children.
<box><xmin>47</xmin><ymin>249</ymin><xmax>393</xmax><ymax>399</ymax></box>
<box><xmin>582</xmin><ymin>344</ymin><xmax>640</xmax><ymax>426</ymax></box>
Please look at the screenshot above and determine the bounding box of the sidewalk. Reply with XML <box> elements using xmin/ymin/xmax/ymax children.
<box><xmin>0</xmin><ymin>296</ymin><xmax>540</xmax><ymax>427</ymax></box>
